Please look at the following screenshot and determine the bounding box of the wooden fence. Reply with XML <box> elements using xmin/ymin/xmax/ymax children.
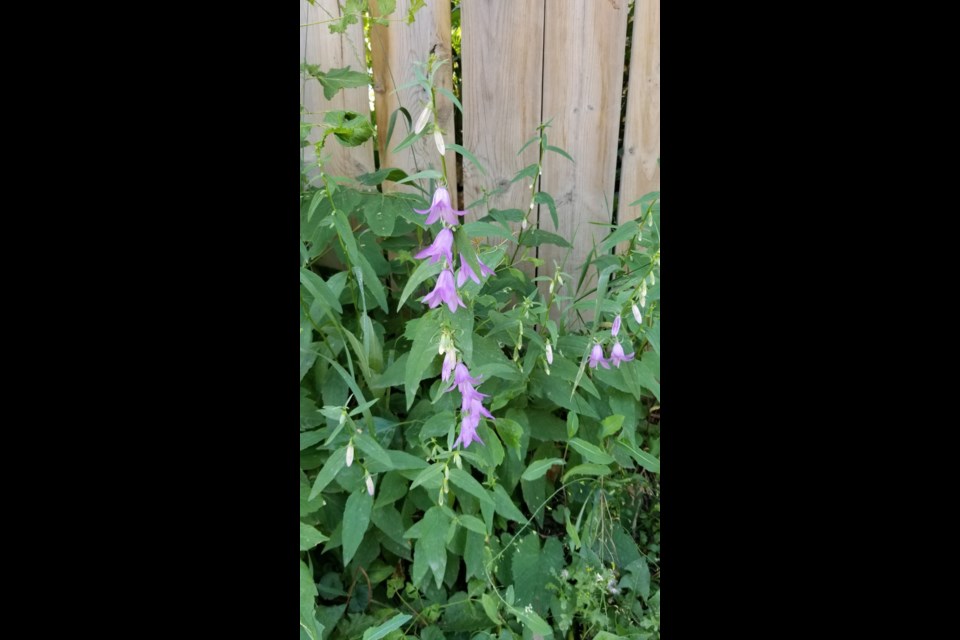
<box><xmin>300</xmin><ymin>0</ymin><xmax>660</xmax><ymax>287</ymax></box>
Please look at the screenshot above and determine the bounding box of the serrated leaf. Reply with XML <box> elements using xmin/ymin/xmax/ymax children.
<box><xmin>317</xmin><ymin>67</ymin><xmax>369</xmax><ymax>100</ymax></box>
<box><xmin>413</xmin><ymin>507</ymin><xmax>449</xmax><ymax>588</ymax></box>
<box><xmin>568</xmin><ymin>438</ymin><xmax>615</xmax><ymax>464</ymax></box>
<box><xmin>342</xmin><ymin>490</ymin><xmax>374</xmax><ymax>566</ymax></box>
<box><xmin>521</xmin><ymin>458</ymin><xmax>565</xmax><ymax>481</ymax></box>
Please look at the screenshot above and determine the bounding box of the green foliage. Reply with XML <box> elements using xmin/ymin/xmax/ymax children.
<box><xmin>300</xmin><ymin>21</ymin><xmax>661</xmax><ymax>638</ymax></box>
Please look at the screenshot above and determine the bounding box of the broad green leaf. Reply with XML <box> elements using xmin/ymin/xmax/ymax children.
<box><xmin>562</xmin><ymin>463</ymin><xmax>612</xmax><ymax>483</ymax></box>
<box><xmin>511</xmin><ymin>534</ymin><xmax>564</xmax><ymax>616</ymax></box>
<box><xmin>521</xmin><ymin>458</ymin><xmax>565</xmax><ymax>481</ymax></box>
<box><xmin>615</xmin><ymin>439</ymin><xmax>660</xmax><ymax>473</ymax></box>
<box><xmin>354</xmin><ymin>432</ymin><xmax>393</xmax><ymax>469</ymax></box>
<box><xmin>519</xmin><ymin>229</ymin><xmax>571</xmax><ymax>248</ymax></box>
<box><xmin>309</xmin><ymin>446</ymin><xmax>347</xmax><ymax>500</ymax></box>
<box><xmin>462</xmin><ymin>221</ymin><xmax>513</xmax><ymax>241</ymax></box>
<box><xmin>601</xmin><ymin>414</ymin><xmax>625</xmax><ymax>438</ymax></box>
<box><xmin>569</xmin><ymin>438</ymin><xmax>615</xmax><ymax>465</ymax></box>
<box><xmin>342</xmin><ymin>490</ymin><xmax>374</xmax><ymax>566</ymax></box>
<box><xmin>412</xmin><ymin>507</ymin><xmax>449</xmax><ymax>589</ymax></box>
<box><xmin>567</xmin><ymin>412</ymin><xmax>579</xmax><ymax>439</ymax></box>
<box><xmin>300</xmin><ymin>268</ymin><xmax>342</xmax><ymax>314</ymax></box>
<box><xmin>404</xmin><ymin>309</ymin><xmax>441</xmax><ymax>410</ymax></box>
<box><xmin>512</xmin><ymin>607</ymin><xmax>552</xmax><ymax>637</ymax></box>
<box><xmin>317</xmin><ymin>67</ymin><xmax>369</xmax><ymax>100</ymax></box>
<box><xmin>457</xmin><ymin>514</ymin><xmax>488</xmax><ymax>535</ymax></box>
<box><xmin>481</xmin><ymin>593</ymin><xmax>501</xmax><ymax>625</ymax></box>
<box><xmin>300</xmin><ymin>522</ymin><xmax>330</xmax><ymax>550</ymax></box>
<box><xmin>511</xmin><ymin>163</ymin><xmax>539</xmax><ymax>184</ymax></box>
<box><xmin>397</xmin><ymin>259</ymin><xmax>443</xmax><ymax>311</ymax></box>
<box><xmin>495</xmin><ymin>419</ymin><xmax>523</xmax><ymax>459</ymax></box>
<box><xmin>492</xmin><ymin>484</ymin><xmax>526</xmax><ymax>523</ymax></box>
<box><xmin>410</xmin><ymin>462</ymin><xmax>445</xmax><ymax>490</ymax></box>
<box><xmin>448</xmin><ymin>468</ymin><xmax>494</xmax><ymax>507</ymax></box>
<box><xmin>323</xmin><ymin>110</ymin><xmax>374</xmax><ymax>147</ymax></box>
<box><xmin>362</xmin><ymin>613</ymin><xmax>412</xmax><ymax>640</ymax></box>
<box><xmin>533</xmin><ymin>192</ymin><xmax>558</xmax><ymax>230</ymax></box>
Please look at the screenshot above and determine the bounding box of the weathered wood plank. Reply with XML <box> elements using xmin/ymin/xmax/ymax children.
<box><xmin>618</xmin><ymin>0</ymin><xmax>661</xmax><ymax>251</ymax></box>
<box><xmin>538</xmin><ymin>0</ymin><xmax>629</xmax><ymax>324</ymax></box>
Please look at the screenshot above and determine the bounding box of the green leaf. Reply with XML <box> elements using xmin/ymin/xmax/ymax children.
<box><xmin>397</xmin><ymin>169</ymin><xmax>443</xmax><ymax>185</ymax></box>
<box><xmin>397</xmin><ymin>259</ymin><xmax>443</xmax><ymax>311</ymax></box>
<box><xmin>448</xmin><ymin>468</ymin><xmax>495</xmax><ymax>507</ymax></box>
<box><xmin>562</xmin><ymin>463</ymin><xmax>612</xmax><ymax>483</ymax></box>
<box><xmin>480</xmin><ymin>593</ymin><xmax>501</xmax><ymax>625</ymax></box>
<box><xmin>495</xmin><ymin>418</ymin><xmax>523</xmax><ymax>459</ymax></box>
<box><xmin>492</xmin><ymin>484</ymin><xmax>526</xmax><ymax>523</ymax></box>
<box><xmin>519</xmin><ymin>229</ymin><xmax>571</xmax><ymax>248</ymax></box>
<box><xmin>567</xmin><ymin>412</ymin><xmax>579</xmax><ymax>439</ymax></box>
<box><xmin>362</xmin><ymin>613</ymin><xmax>412</xmax><ymax>640</ymax></box>
<box><xmin>300</xmin><ymin>522</ymin><xmax>330</xmax><ymax>551</ymax></box>
<box><xmin>404</xmin><ymin>309</ymin><xmax>442</xmax><ymax>410</ymax></box>
<box><xmin>511</xmin><ymin>163</ymin><xmax>540</xmax><ymax>184</ymax></box>
<box><xmin>615</xmin><ymin>439</ymin><xmax>660</xmax><ymax>473</ymax></box>
<box><xmin>410</xmin><ymin>462</ymin><xmax>445</xmax><ymax>490</ymax></box>
<box><xmin>601</xmin><ymin>414</ymin><xmax>625</xmax><ymax>438</ymax></box>
<box><xmin>512</xmin><ymin>607</ymin><xmax>552</xmax><ymax>636</ymax></box>
<box><xmin>511</xmin><ymin>534</ymin><xmax>564</xmax><ymax>616</ymax></box>
<box><xmin>392</xmin><ymin>130</ymin><xmax>421</xmax><ymax>154</ymax></box>
<box><xmin>342</xmin><ymin>490</ymin><xmax>374</xmax><ymax>566</ymax></box>
<box><xmin>462</xmin><ymin>221</ymin><xmax>513</xmax><ymax>241</ymax></box>
<box><xmin>354</xmin><ymin>432</ymin><xmax>394</xmax><ymax>469</ymax></box>
<box><xmin>457</xmin><ymin>514</ymin><xmax>488</xmax><ymax>535</ymax></box>
<box><xmin>545</xmin><ymin>144</ymin><xmax>574</xmax><ymax>163</ymax></box>
<box><xmin>533</xmin><ymin>192</ymin><xmax>558</xmax><ymax>230</ymax></box>
<box><xmin>300</xmin><ymin>268</ymin><xmax>342</xmax><ymax>314</ymax></box>
<box><xmin>521</xmin><ymin>458</ymin><xmax>565</xmax><ymax>481</ymax></box>
<box><xmin>374</xmin><ymin>0</ymin><xmax>397</xmax><ymax>16</ymax></box>
<box><xmin>568</xmin><ymin>438</ymin><xmax>615</xmax><ymax>464</ymax></box>
<box><xmin>323</xmin><ymin>110</ymin><xmax>374</xmax><ymax>147</ymax></box>
<box><xmin>600</xmin><ymin>220</ymin><xmax>641</xmax><ymax>252</ymax></box>
<box><xmin>317</xmin><ymin>67</ymin><xmax>369</xmax><ymax>100</ymax></box>
<box><xmin>309</xmin><ymin>446</ymin><xmax>347</xmax><ymax>500</ymax></box>
<box><xmin>447</xmin><ymin>142</ymin><xmax>487</xmax><ymax>175</ymax></box>
<box><xmin>413</xmin><ymin>507</ymin><xmax>450</xmax><ymax>588</ymax></box>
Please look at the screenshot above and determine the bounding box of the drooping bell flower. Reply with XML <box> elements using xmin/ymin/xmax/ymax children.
<box><xmin>588</xmin><ymin>343</ymin><xmax>610</xmax><ymax>369</ymax></box>
<box><xmin>456</xmin><ymin>252</ymin><xmax>496</xmax><ymax>288</ymax></box>
<box><xmin>421</xmin><ymin>268</ymin><xmax>466</xmax><ymax>313</ymax></box>
<box><xmin>453</xmin><ymin>410</ymin><xmax>485</xmax><ymax>449</ymax></box>
<box><xmin>414</xmin><ymin>186</ymin><xmax>465</xmax><ymax>227</ymax></box>
<box><xmin>446</xmin><ymin>362</ymin><xmax>484</xmax><ymax>395</ymax></box>
<box><xmin>441</xmin><ymin>349</ymin><xmax>457</xmax><ymax>382</ymax></box>
<box><xmin>609</xmin><ymin>342</ymin><xmax>635</xmax><ymax>368</ymax></box>
<box><xmin>414</xmin><ymin>227</ymin><xmax>455</xmax><ymax>266</ymax></box>
<box><xmin>462</xmin><ymin>393</ymin><xmax>494</xmax><ymax>421</ymax></box>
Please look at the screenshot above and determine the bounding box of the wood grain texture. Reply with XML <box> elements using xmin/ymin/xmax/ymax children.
<box><xmin>300</xmin><ymin>0</ymin><xmax>375</xmax><ymax>182</ymax></box>
<box><xmin>461</xmin><ymin>0</ymin><xmax>545</xmax><ymax>241</ymax></box>
<box><xmin>370</xmin><ymin>0</ymin><xmax>457</xmax><ymax>203</ymax></box>
<box><xmin>617</xmin><ymin>0</ymin><xmax>660</xmax><ymax>252</ymax></box>
<box><xmin>538</xmin><ymin>0</ymin><xmax>629</xmax><ymax>322</ymax></box>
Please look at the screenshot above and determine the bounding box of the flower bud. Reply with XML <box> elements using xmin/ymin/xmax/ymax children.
<box><xmin>545</xmin><ymin>341</ymin><xmax>554</xmax><ymax>365</ymax></box>
<box><xmin>346</xmin><ymin>441</ymin><xmax>355</xmax><ymax>467</ymax></box>
<box><xmin>632</xmin><ymin>304</ymin><xmax>643</xmax><ymax>324</ymax></box>
<box><xmin>365</xmin><ymin>474</ymin><xmax>375</xmax><ymax>497</ymax></box>
<box><xmin>434</xmin><ymin>129</ymin><xmax>446</xmax><ymax>156</ymax></box>
<box><xmin>414</xmin><ymin>105</ymin><xmax>431</xmax><ymax>134</ymax></box>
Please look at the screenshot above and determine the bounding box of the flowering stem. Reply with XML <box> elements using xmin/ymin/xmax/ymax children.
<box><xmin>510</xmin><ymin>139</ymin><xmax>544</xmax><ymax>266</ymax></box>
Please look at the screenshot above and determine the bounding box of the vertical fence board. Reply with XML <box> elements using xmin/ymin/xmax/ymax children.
<box><xmin>370</xmin><ymin>0</ymin><xmax>458</xmax><ymax>202</ymax></box>
<box><xmin>538</xmin><ymin>0</ymin><xmax>629</xmax><ymax>321</ymax></box>
<box><xmin>618</xmin><ymin>0</ymin><xmax>660</xmax><ymax>249</ymax></box>
<box><xmin>461</xmin><ymin>0</ymin><xmax>545</xmax><ymax>264</ymax></box>
<box><xmin>300</xmin><ymin>0</ymin><xmax>375</xmax><ymax>182</ymax></box>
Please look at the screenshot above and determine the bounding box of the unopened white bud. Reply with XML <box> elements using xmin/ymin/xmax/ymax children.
<box><xmin>438</xmin><ymin>490</ymin><xmax>445</xmax><ymax>506</ymax></box>
<box><xmin>546</xmin><ymin>341</ymin><xmax>554</xmax><ymax>365</ymax></box>
<box><xmin>549</xmin><ymin>280</ymin><xmax>555</xmax><ymax>295</ymax></box>
<box><xmin>454</xmin><ymin>452</ymin><xmax>462</xmax><ymax>470</ymax></box>
<box><xmin>414</xmin><ymin>105</ymin><xmax>431</xmax><ymax>134</ymax></box>
<box><xmin>521</xmin><ymin>218</ymin><xmax>528</xmax><ymax>230</ymax></box>
<box><xmin>434</xmin><ymin>129</ymin><xmax>446</xmax><ymax>156</ymax></box>
<box><xmin>365</xmin><ymin>474</ymin><xmax>375</xmax><ymax>496</ymax></box>
<box><xmin>346</xmin><ymin>441</ymin><xmax>355</xmax><ymax>467</ymax></box>
<box><xmin>632</xmin><ymin>304</ymin><xmax>643</xmax><ymax>324</ymax></box>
